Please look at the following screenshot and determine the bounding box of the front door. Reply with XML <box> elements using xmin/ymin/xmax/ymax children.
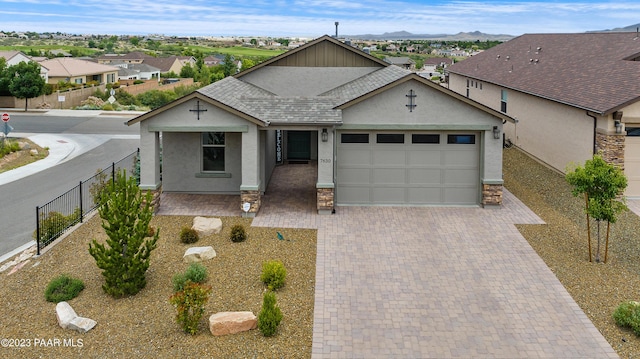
<box><xmin>287</xmin><ymin>131</ymin><xmax>311</xmax><ymax>160</ymax></box>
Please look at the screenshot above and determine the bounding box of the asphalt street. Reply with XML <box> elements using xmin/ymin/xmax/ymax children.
<box><xmin>0</xmin><ymin>110</ymin><xmax>141</xmax><ymax>259</ymax></box>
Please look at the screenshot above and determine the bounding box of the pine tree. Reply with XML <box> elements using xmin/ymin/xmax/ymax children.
<box><xmin>89</xmin><ymin>170</ymin><xmax>159</xmax><ymax>297</ymax></box>
<box><xmin>257</xmin><ymin>291</ymin><xmax>283</xmax><ymax>337</ymax></box>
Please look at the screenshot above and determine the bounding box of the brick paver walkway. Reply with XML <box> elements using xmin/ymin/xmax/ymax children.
<box><xmin>159</xmin><ymin>162</ymin><xmax>618</xmax><ymax>358</ymax></box>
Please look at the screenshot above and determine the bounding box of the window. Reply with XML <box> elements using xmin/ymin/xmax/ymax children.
<box><xmin>341</xmin><ymin>133</ymin><xmax>369</xmax><ymax>143</ymax></box>
<box><xmin>412</xmin><ymin>134</ymin><xmax>440</xmax><ymax>144</ymax></box>
<box><xmin>448</xmin><ymin>134</ymin><xmax>476</xmax><ymax>144</ymax></box>
<box><xmin>74</xmin><ymin>78</ymin><xmax>83</xmax><ymax>84</ymax></box>
<box><xmin>627</xmin><ymin>127</ymin><xmax>640</xmax><ymax>136</ymax></box>
<box><xmin>500</xmin><ymin>90</ymin><xmax>508</xmax><ymax>113</ymax></box>
<box><xmin>202</xmin><ymin>132</ymin><xmax>225</xmax><ymax>171</ymax></box>
<box><xmin>376</xmin><ymin>134</ymin><xmax>404</xmax><ymax>144</ymax></box>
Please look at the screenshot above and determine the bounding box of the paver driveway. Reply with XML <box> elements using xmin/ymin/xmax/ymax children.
<box><xmin>162</xmin><ymin>162</ymin><xmax>619</xmax><ymax>358</ymax></box>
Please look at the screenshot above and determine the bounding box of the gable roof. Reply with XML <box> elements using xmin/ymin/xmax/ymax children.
<box><xmin>447</xmin><ymin>32</ymin><xmax>640</xmax><ymax>115</ymax></box>
<box><xmin>39</xmin><ymin>58</ymin><xmax>118</xmax><ymax>77</ymax></box>
<box><xmin>142</xmin><ymin>56</ymin><xmax>181</xmax><ymax>72</ymax></box>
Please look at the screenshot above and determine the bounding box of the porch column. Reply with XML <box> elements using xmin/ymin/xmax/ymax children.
<box><xmin>240</xmin><ymin>126</ymin><xmax>261</xmax><ymax>217</ymax></box>
<box><xmin>317</xmin><ymin>127</ymin><xmax>335</xmax><ymax>214</ymax></box>
<box><xmin>139</xmin><ymin>122</ymin><xmax>162</xmax><ymax>211</ymax></box>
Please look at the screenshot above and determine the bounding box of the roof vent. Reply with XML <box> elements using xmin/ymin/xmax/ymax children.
<box><xmin>505</xmin><ymin>55</ymin><xmax>510</xmax><ymax>61</ymax></box>
<box><xmin>496</xmin><ymin>54</ymin><xmax>501</xmax><ymax>59</ymax></box>
<box><xmin>534</xmin><ymin>59</ymin><xmax>539</xmax><ymax>64</ymax></box>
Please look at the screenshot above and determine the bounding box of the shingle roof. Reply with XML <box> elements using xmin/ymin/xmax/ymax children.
<box><xmin>447</xmin><ymin>32</ymin><xmax>640</xmax><ymax>114</ymax></box>
<box><xmin>321</xmin><ymin>65</ymin><xmax>411</xmax><ymax>102</ymax></box>
<box><xmin>39</xmin><ymin>58</ymin><xmax>119</xmax><ymax>77</ymax></box>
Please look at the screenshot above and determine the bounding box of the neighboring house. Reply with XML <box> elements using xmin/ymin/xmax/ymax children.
<box><xmin>447</xmin><ymin>32</ymin><xmax>640</xmax><ymax>197</ymax></box>
<box><xmin>419</xmin><ymin>57</ymin><xmax>454</xmax><ymax>79</ymax></box>
<box><xmin>127</xmin><ymin>35</ymin><xmax>511</xmax><ymax>217</ymax></box>
<box><xmin>39</xmin><ymin>58</ymin><xmax>118</xmax><ymax>85</ymax></box>
<box><xmin>112</xmin><ymin>62</ymin><xmax>161</xmax><ymax>81</ymax></box>
<box><xmin>0</xmin><ymin>50</ymin><xmax>49</xmax><ymax>82</ymax></box>
<box><xmin>97</xmin><ymin>52</ymin><xmax>147</xmax><ymax>65</ymax></box>
<box><xmin>203</xmin><ymin>55</ymin><xmax>222</xmax><ymax>66</ymax></box>
<box><xmin>97</xmin><ymin>52</ymin><xmax>193</xmax><ymax>74</ymax></box>
<box><xmin>142</xmin><ymin>56</ymin><xmax>187</xmax><ymax>74</ymax></box>
<box><xmin>384</xmin><ymin>56</ymin><xmax>416</xmax><ymax>70</ymax></box>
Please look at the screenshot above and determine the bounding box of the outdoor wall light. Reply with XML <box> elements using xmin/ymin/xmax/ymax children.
<box><xmin>615</xmin><ymin>120</ymin><xmax>622</xmax><ymax>134</ymax></box>
<box><xmin>493</xmin><ymin>125</ymin><xmax>500</xmax><ymax>139</ymax></box>
<box><xmin>321</xmin><ymin>128</ymin><xmax>328</xmax><ymax>142</ymax></box>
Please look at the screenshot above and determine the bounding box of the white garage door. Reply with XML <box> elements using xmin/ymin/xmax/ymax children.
<box><xmin>336</xmin><ymin>131</ymin><xmax>480</xmax><ymax>205</ymax></box>
<box><xmin>625</xmin><ymin>127</ymin><xmax>640</xmax><ymax>197</ymax></box>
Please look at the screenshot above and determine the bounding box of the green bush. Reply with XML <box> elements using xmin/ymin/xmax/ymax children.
<box><xmin>230</xmin><ymin>224</ymin><xmax>247</xmax><ymax>243</ymax></box>
<box><xmin>35</xmin><ymin>209</ymin><xmax>82</xmax><ymax>244</ymax></box>
<box><xmin>614</xmin><ymin>301</ymin><xmax>640</xmax><ymax>335</ymax></box>
<box><xmin>172</xmin><ymin>262</ymin><xmax>208</xmax><ymax>292</ymax></box>
<box><xmin>257</xmin><ymin>291</ymin><xmax>283</xmax><ymax>337</ymax></box>
<box><xmin>180</xmin><ymin>227</ymin><xmax>199</xmax><ymax>244</ymax></box>
<box><xmin>260</xmin><ymin>260</ymin><xmax>286</xmax><ymax>291</ymax></box>
<box><xmin>45</xmin><ymin>274</ymin><xmax>85</xmax><ymax>303</ymax></box>
<box><xmin>169</xmin><ymin>282</ymin><xmax>212</xmax><ymax>335</ymax></box>
<box><xmin>0</xmin><ymin>140</ymin><xmax>21</xmax><ymax>157</ymax></box>
<box><xmin>102</xmin><ymin>103</ymin><xmax>114</xmax><ymax>111</ymax></box>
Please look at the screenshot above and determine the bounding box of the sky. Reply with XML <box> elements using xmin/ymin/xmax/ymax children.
<box><xmin>0</xmin><ymin>0</ymin><xmax>639</xmax><ymax>38</ymax></box>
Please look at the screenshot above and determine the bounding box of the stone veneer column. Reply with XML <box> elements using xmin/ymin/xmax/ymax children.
<box><xmin>595</xmin><ymin>130</ymin><xmax>625</xmax><ymax>170</ymax></box>
<box><xmin>240</xmin><ymin>190</ymin><xmax>261</xmax><ymax>218</ymax></box>
<box><xmin>317</xmin><ymin>187</ymin><xmax>334</xmax><ymax>214</ymax></box>
<box><xmin>482</xmin><ymin>183</ymin><xmax>503</xmax><ymax>207</ymax></box>
<box><xmin>142</xmin><ymin>185</ymin><xmax>162</xmax><ymax>214</ymax></box>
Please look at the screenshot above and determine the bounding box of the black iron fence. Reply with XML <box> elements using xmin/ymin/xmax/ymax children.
<box><xmin>35</xmin><ymin>149</ymin><xmax>139</xmax><ymax>255</ymax></box>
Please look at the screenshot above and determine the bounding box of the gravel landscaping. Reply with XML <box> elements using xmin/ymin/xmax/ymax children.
<box><xmin>1</xmin><ymin>146</ymin><xmax>640</xmax><ymax>358</ymax></box>
<box><xmin>0</xmin><ymin>215</ymin><xmax>316</xmax><ymax>358</ymax></box>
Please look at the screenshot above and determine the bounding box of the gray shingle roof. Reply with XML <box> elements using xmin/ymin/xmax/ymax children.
<box><xmin>447</xmin><ymin>32</ymin><xmax>640</xmax><ymax>114</ymax></box>
<box><xmin>321</xmin><ymin>65</ymin><xmax>411</xmax><ymax>103</ymax></box>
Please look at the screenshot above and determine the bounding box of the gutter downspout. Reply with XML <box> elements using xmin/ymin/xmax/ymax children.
<box><xmin>586</xmin><ymin>111</ymin><xmax>597</xmax><ymax>155</ymax></box>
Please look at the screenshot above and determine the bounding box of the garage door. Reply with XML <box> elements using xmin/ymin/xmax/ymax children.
<box><xmin>336</xmin><ymin>131</ymin><xmax>480</xmax><ymax>205</ymax></box>
<box><xmin>625</xmin><ymin>127</ymin><xmax>640</xmax><ymax>197</ymax></box>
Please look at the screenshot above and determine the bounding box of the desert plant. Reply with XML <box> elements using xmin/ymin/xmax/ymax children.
<box><xmin>172</xmin><ymin>262</ymin><xmax>208</xmax><ymax>292</ymax></box>
<box><xmin>260</xmin><ymin>260</ymin><xmax>286</xmax><ymax>291</ymax></box>
<box><xmin>44</xmin><ymin>274</ymin><xmax>85</xmax><ymax>303</ymax></box>
<box><xmin>257</xmin><ymin>291</ymin><xmax>283</xmax><ymax>337</ymax></box>
<box><xmin>169</xmin><ymin>282</ymin><xmax>212</xmax><ymax>335</ymax></box>
<box><xmin>180</xmin><ymin>227</ymin><xmax>199</xmax><ymax>244</ymax></box>
<box><xmin>34</xmin><ymin>208</ymin><xmax>82</xmax><ymax>245</ymax></box>
<box><xmin>230</xmin><ymin>224</ymin><xmax>247</xmax><ymax>242</ymax></box>
<box><xmin>614</xmin><ymin>301</ymin><xmax>640</xmax><ymax>335</ymax></box>
<box><xmin>88</xmin><ymin>170</ymin><xmax>159</xmax><ymax>298</ymax></box>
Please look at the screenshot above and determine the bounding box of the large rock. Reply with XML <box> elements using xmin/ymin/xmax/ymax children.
<box><xmin>209</xmin><ymin>311</ymin><xmax>257</xmax><ymax>336</ymax></box>
<box><xmin>55</xmin><ymin>301</ymin><xmax>96</xmax><ymax>333</ymax></box>
<box><xmin>183</xmin><ymin>246</ymin><xmax>217</xmax><ymax>263</ymax></box>
<box><xmin>192</xmin><ymin>217</ymin><xmax>222</xmax><ymax>237</ymax></box>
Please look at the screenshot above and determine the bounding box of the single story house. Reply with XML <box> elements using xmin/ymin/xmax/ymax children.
<box><xmin>38</xmin><ymin>58</ymin><xmax>118</xmax><ymax>85</ymax></box>
<box><xmin>447</xmin><ymin>32</ymin><xmax>640</xmax><ymax>197</ymax></box>
<box><xmin>113</xmin><ymin>62</ymin><xmax>161</xmax><ymax>81</ymax></box>
<box><xmin>127</xmin><ymin>35</ymin><xmax>512</xmax><ymax>216</ymax></box>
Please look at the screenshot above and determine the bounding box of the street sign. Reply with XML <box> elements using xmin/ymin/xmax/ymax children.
<box><xmin>1</xmin><ymin>113</ymin><xmax>9</xmax><ymax>122</ymax></box>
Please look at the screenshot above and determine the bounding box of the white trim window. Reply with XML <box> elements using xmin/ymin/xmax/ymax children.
<box><xmin>202</xmin><ymin>132</ymin><xmax>225</xmax><ymax>172</ymax></box>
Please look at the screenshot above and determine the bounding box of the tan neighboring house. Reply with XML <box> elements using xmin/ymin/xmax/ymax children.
<box><xmin>97</xmin><ymin>52</ymin><xmax>196</xmax><ymax>74</ymax></box>
<box><xmin>39</xmin><ymin>58</ymin><xmax>118</xmax><ymax>85</ymax></box>
<box><xmin>0</xmin><ymin>50</ymin><xmax>49</xmax><ymax>82</ymax></box>
<box><xmin>447</xmin><ymin>32</ymin><xmax>640</xmax><ymax>197</ymax></box>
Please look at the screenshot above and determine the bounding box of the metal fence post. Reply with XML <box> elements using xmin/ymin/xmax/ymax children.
<box><xmin>35</xmin><ymin>206</ymin><xmax>40</xmax><ymax>255</ymax></box>
<box><xmin>79</xmin><ymin>181</ymin><xmax>84</xmax><ymax>223</ymax></box>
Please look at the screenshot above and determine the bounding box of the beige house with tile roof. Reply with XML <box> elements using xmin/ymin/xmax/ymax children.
<box><xmin>127</xmin><ymin>35</ymin><xmax>512</xmax><ymax>216</ymax></box>
<box><xmin>0</xmin><ymin>51</ymin><xmax>49</xmax><ymax>81</ymax></box>
<box><xmin>38</xmin><ymin>58</ymin><xmax>118</xmax><ymax>85</ymax></box>
<box><xmin>448</xmin><ymin>32</ymin><xmax>640</xmax><ymax>197</ymax></box>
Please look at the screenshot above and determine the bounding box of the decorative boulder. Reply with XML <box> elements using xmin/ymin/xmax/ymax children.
<box><xmin>183</xmin><ymin>246</ymin><xmax>217</xmax><ymax>263</ymax></box>
<box><xmin>192</xmin><ymin>217</ymin><xmax>222</xmax><ymax>237</ymax></box>
<box><xmin>209</xmin><ymin>311</ymin><xmax>257</xmax><ymax>336</ymax></box>
<box><xmin>56</xmin><ymin>301</ymin><xmax>96</xmax><ymax>333</ymax></box>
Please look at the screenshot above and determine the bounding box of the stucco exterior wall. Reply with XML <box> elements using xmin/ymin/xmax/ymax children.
<box><xmin>240</xmin><ymin>67</ymin><xmax>378</xmax><ymax>96</ymax></box>
<box><xmin>341</xmin><ymin>80</ymin><xmax>504</xmax><ymax>181</ymax></box>
<box><xmin>162</xmin><ymin>132</ymin><xmax>242</xmax><ymax>193</ymax></box>
<box><xmin>449</xmin><ymin>74</ymin><xmax>594</xmax><ymax>174</ymax></box>
<box><xmin>261</xmin><ymin>130</ymin><xmax>277</xmax><ymax>193</ymax></box>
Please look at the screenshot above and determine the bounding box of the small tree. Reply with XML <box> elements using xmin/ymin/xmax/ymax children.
<box><xmin>7</xmin><ymin>61</ymin><xmax>46</xmax><ymax>111</ymax></box>
<box><xmin>257</xmin><ymin>291</ymin><xmax>283</xmax><ymax>337</ymax></box>
<box><xmin>566</xmin><ymin>155</ymin><xmax>628</xmax><ymax>262</ymax></box>
<box><xmin>89</xmin><ymin>170</ymin><xmax>159</xmax><ymax>297</ymax></box>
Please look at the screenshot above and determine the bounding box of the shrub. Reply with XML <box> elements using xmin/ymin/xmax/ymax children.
<box><xmin>257</xmin><ymin>291</ymin><xmax>283</xmax><ymax>337</ymax></box>
<box><xmin>102</xmin><ymin>103</ymin><xmax>114</xmax><ymax>111</ymax></box>
<box><xmin>45</xmin><ymin>274</ymin><xmax>85</xmax><ymax>303</ymax></box>
<box><xmin>260</xmin><ymin>260</ymin><xmax>286</xmax><ymax>291</ymax></box>
<box><xmin>172</xmin><ymin>262</ymin><xmax>208</xmax><ymax>292</ymax></box>
<box><xmin>34</xmin><ymin>209</ymin><xmax>82</xmax><ymax>245</ymax></box>
<box><xmin>133</xmin><ymin>80</ymin><xmax>145</xmax><ymax>85</ymax></box>
<box><xmin>180</xmin><ymin>227</ymin><xmax>199</xmax><ymax>244</ymax></box>
<box><xmin>230</xmin><ymin>224</ymin><xmax>247</xmax><ymax>243</ymax></box>
<box><xmin>613</xmin><ymin>301</ymin><xmax>640</xmax><ymax>335</ymax></box>
<box><xmin>169</xmin><ymin>282</ymin><xmax>212</xmax><ymax>335</ymax></box>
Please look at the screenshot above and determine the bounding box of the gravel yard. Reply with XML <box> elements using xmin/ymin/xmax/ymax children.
<box><xmin>1</xmin><ymin>146</ymin><xmax>640</xmax><ymax>358</ymax></box>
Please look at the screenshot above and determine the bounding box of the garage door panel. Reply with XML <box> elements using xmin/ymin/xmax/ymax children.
<box><xmin>444</xmin><ymin>187</ymin><xmax>478</xmax><ymax>204</ymax></box>
<box><xmin>340</xmin><ymin>149</ymin><xmax>371</xmax><ymax>165</ymax></box>
<box><xmin>337</xmin><ymin>186</ymin><xmax>370</xmax><ymax>203</ymax></box>
<box><xmin>408</xmin><ymin>187</ymin><xmax>443</xmax><ymax>203</ymax></box>
<box><xmin>373</xmin><ymin>168</ymin><xmax>406</xmax><ymax>184</ymax></box>
<box><xmin>625</xmin><ymin>136</ymin><xmax>640</xmax><ymax>197</ymax></box>
<box><xmin>339</xmin><ymin>168</ymin><xmax>371</xmax><ymax>184</ymax></box>
<box><xmin>444</xmin><ymin>169</ymin><xmax>479</xmax><ymax>184</ymax></box>
<box><xmin>408</xmin><ymin>150</ymin><xmax>442</xmax><ymax>166</ymax></box>
<box><xmin>443</xmin><ymin>150</ymin><xmax>478</xmax><ymax>166</ymax></box>
<box><xmin>408</xmin><ymin>168</ymin><xmax>442</xmax><ymax>184</ymax></box>
<box><xmin>373</xmin><ymin>149</ymin><xmax>405</xmax><ymax>165</ymax></box>
<box><xmin>373</xmin><ymin>187</ymin><xmax>406</xmax><ymax>203</ymax></box>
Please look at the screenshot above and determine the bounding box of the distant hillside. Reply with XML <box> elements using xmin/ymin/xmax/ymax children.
<box><xmin>345</xmin><ymin>30</ymin><xmax>515</xmax><ymax>41</ymax></box>
<box><xmin>590</xmin><ymin>23</ymin><xmax>640</xmax><ymax>33</ymax></box>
